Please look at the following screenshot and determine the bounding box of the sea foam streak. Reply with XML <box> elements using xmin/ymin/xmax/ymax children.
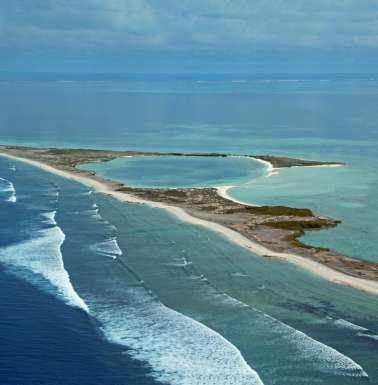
<box><xmin>0</xmin><ymin>177</ymin><xmax>17</xmax><ymax>203</ymax></box>
<box><xmin>75</xmin><ymin>196</ymin><xmax>262</xmax><ymax>384</ymax></box>
<box><xmin>334</xmin><ymin>319</ymin><xmax>378</xmax><ymax>341</ymax></box>
<box><xmin>41</xmin><ymin>210</ymin><xmax>58</xmax><ymax>225</ymax></box>
<box><xmin>272</xmin><ymin>319</ymin><xmax>368</xmax><ymax>377</ymax></box>
<box><xmin>186</xmin><ymin>272</ymin><xmax>367</xmax><ymax>378</ymax></box>
<box><xmin>84</xmin><ymin>200</ymin><xmax>122</xmax><ymax>259</ymax></box>
<box><xmin>90</xmin><ymin>286</ymin><xmax>264</xmax><ymax>385</ymax></box>
<box><xmin>90</xmin><ymin>238</ymin><xmax>123</xmax><ymax>259</ymax></box>
<box><xmin>0</xmin><ymin>211</ymin><xmax>88</xmax><ymax>312</ymax></box>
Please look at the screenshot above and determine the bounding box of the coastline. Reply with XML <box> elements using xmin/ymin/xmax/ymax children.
<box><xmin>1</xmin><ymin>150</ymin><xmax>378</xmax><ymax>296</ymax></box>
<box><xmin>216</xmin><ymin>158</ymin><xmax>343</xmax><ymax>207</ymax></box>
<box><xmin>216</xmin><ymin>156</ymin><xmax>275</xmax><ymax>204</ymax></box>
<box><xmin>250</xmin><ymin>157</ymin><xmax>277</xmax><ymax>177</ymax></box>
<box><xmin>216</xmin><ymin>185</ymin><xmax>255</xmax><ymax>206</ymax></box>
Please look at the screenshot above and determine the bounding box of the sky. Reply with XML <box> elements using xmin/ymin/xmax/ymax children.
<box><xmin>1</xmin><ymin>0</ymin><xmax>378</xmax><ymax>74</ymax></box>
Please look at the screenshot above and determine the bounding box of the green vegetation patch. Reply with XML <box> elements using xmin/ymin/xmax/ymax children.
<box><xmin>246</xmin><ymin>206</ymin><xmax>314</xmax><ymax>217</ymax></box>
<box><xmin>263</xmin><ymin>220</ymin><xmax>325</xmax><ymax>231</ymax></box>
<box><xmin>262</xmin><ymin>220</ymin><xmax>332</xmax><ymax>250</ymax></box>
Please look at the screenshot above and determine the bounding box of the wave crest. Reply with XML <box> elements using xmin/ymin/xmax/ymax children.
<box><xmin>0</xmin><ymin>177</ymin><xmax>17</xmax><ymax>203</ymax></box>
<box><xmin>0</xmin><ymin>211</ymin><xmax>88</xmax><ymax>312</ymax></box>
<box><xmin>91</xmin><ymin>287</ymin><xmax>264</xmax><ymax>385</ymax></box>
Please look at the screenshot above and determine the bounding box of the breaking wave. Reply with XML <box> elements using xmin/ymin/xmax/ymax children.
<box><xmin>221</xmin><ymin>296</ymin><xmax>367</xmax><ymax>377</ymax></box>
<box><xmin>334</xmin><ymin>318</ymin><xmax>378</xmax><ymax>341</ymax></box>
<box><xmin>175</xmin><ymin>264</ymin><xmax>367</xmax><ymax>379</ymax></box>
<box><xmin>88</xmin><ymin>286</ymin><xmax>265</xmax><ymax>385</ymax></box>
<box><xmin>0</xmin><ymin>177</ymin><xmax>17</xmax><ymax>203</ymax></box>
<box><xmin>0</xmin><ymin>211</ymin><xmax>88</xmax><ymax>312</ymax></box>
<box><xmin>90</xmin><ymin>238</ymin><xmax>123</xmax><ymax>259</ymax></box>
<box><xmin>41</xmin><ymin>210</ymin><xmax>58</xmax><ymax>225</ymax></box>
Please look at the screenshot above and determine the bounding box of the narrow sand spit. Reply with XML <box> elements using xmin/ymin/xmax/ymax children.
<box><xmin>216</xmin><ymin>156</ymin><xmax>276</xmax><ymax>204</ymax></box>
<box><xmin>1</xmin><ymin>152</ymin><xmax>377</xmax><ymax>296</ymax></box>
<box><xmin>215</xmin><ymin>185</ymin><xmax>253</xmax><ymax>206</ymax></box>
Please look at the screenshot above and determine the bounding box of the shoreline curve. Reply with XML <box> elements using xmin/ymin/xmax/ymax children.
<box><xmin>1</xmin><ymin>151</ymin><xmax>378</xmax><ymax>296</ymax></box>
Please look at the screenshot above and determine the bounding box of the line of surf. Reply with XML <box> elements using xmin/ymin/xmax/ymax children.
<box><xmin>90</xmin><ymin>238</ymin><xmax>123</xmax><ymax>260</ymax></box>
<box><xmin>1</xmin><ymin>152</ymin><xmax>377</xmax><ymax>296</ymax></box>
<box><xmin>0</xmin><ymin>204</ymin><xmax>88</xmax><ymax>312</ymax></box>
<box><xmin>194</xmin><ymin>279</ymin><xmax>367</xmax><ymax>377</ymax></box>
<box><xmin>0</xmin><ymin>176</ymin><xmax>17</xmax><ymax>203</ymax></box>
<box><xmin>333</xmin><ymin>318</ymin><xmax>378</xmax><ymax>341</ymax></box>
<box><xmin>90</xmin><ymin>285</ymin><xmax>265</xmax><ymax>385</ymax></box>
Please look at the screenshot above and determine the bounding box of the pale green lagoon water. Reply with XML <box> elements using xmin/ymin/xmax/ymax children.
<box><xmin>79</xmin><ymin>155</ymin><xmax>265</xmax><ymax>188</ymax></box>
<box><xmin>228</xmin><ymin>145</ymin><xmax>378</xmax><ymax>264</ymax></box>
<box><xmin>80</xmin><ymin>144</ymin><xmax>378</xmax><ymax>264</ymax></box>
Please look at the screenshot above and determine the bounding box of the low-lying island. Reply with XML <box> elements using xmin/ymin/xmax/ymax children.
<box><xmin>1</xmin><ymin>145</ymin><xmax>377</xmax><ymax>295</ymax></box>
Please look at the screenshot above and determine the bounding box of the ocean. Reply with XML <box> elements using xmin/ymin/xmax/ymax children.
<box><xmin>0</xmin><ymin>75</ymin><xmax>377</xmax><ymax>385</ymax></box>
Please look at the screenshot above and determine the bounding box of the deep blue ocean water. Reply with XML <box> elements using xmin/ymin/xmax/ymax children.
<box><xmin>0</xmin><ymin>157</ymin><xmax>161</xmax><ymax>385</ymax></box>
<box><xmin>1</xmin><ymin>76</ymin><xmax>378</xmax><ymax>385</ymax></box>
<box><xmin>1</xmin><ymin>155</ymin><xmax>378</xmax><ymax>385</ymax></box>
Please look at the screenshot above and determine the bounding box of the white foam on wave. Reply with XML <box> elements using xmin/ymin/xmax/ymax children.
<box><xmin>90</xmin><ymin>238</ymin><xmax>123</xmax><ymax>259</ymax></box>
<box><xmin>190</xmin><ymin>281</ymin><xmax>367</xmax><ymax>378</ymax></box>
<box><xmin>87</xmin><ymin>202</ymin><xmax>118</xmax><ymax>231</ymax></box>
<box><xmin>82</xmin><ymin>189</ymin><xmax>93</xmax><ymax>196</ymax></box>
<box><xmin>83</xmin><ymin>201</ymin><xmax>120</xmax><ymax>251</ymax></box>
<box><xmin>0</xmin><ymin>177</ymin><xmax>17</xmax><ymax>203</ymax></box>
<box><xmin>41</xmin><ymin>210</ymin><xmax>57</xmax><ymax>225</ymax></box>
<box><xmin>80</xmin><ymin>207</ymin><xmax>102</xmax><ymax>220</ymax></box>
<box><xmin>334</xmin><ymin>319</ymin><xmax>378</xmax><ymax>341</ymax></box>
<box><xmin>0</xmin><ymin>212</ymin><xmax>88</xmax><ymax>312</ymax></box>
<box><xmin>334</xmin><ymin>319</ymin><xmax>367</xmax><ymax>332</ymax></box>
<box><xmin>247</xmin><ymin>308</ymin><xmax>366</xmax><ymax>376</ymax></box>
<box><xmin>91</xmin><ymin>286</ymin><xmax>264</xmax><ymax>385</ymax></box>
<box><xmin>271</xmin><ymin>319</ymin><xmax>368</xmax><ymax>377</ymax></box>
<box><xmin>50</xmin><ymin>190</ymin><xmax>60</xmax><ymax>201</ymax></box>
<box><xmin>358</xmin><ymin>332</ymin><xmax>378</xmax><ymax>341</ymax></box>
<box><xmin>165</xmin><ymin>256</ymin><xmax>193</xmax><ymax>267</ymax></box>
<box><xmin>7</xmin><ymin>194</ymin><xmax>16</xmax><ymax>203</ymax></box>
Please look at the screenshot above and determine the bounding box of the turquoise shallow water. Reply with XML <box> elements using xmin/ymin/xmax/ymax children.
<box><xmin>1</xmin><ymin>77</ymin><xmax>375</xmax><ymax>263</ymax></box>
<box><xmin>1</xmin><ymin>77</ymin><xmax>378</xmax><ymax>384</ymax></box>
<box><xmin>79</xmin><ymin>156</ymin><xmax>265</xmax><ymax>188</ymax></box>
<box><xmin>93</xmin><ymin>194</ymin><xmax>378</xmax><ymax>385</ymax></box>
<box><xmin>80</xmin><ymin>145</ymin><xmax>378</xmax><ymax>264</ymax></box>
<box><xmin>228</xmin><ymin>144</ymin><xmax>378</xmax><ymax>263</ymax></box>
<box><xmin>3</xmin><ymin>156</ymin><xmax>377</xmax><ymax>385</ymax></box>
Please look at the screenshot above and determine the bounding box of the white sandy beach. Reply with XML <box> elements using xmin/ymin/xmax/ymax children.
<box><xmin>216</xmin><ymin>185</ymin><xmax>254</xmax><ymax>205</ymax></box>
<box><xmin>229</xmin><ymin>155</ymin><xmax>277</xmax><ymax>176</ymax></box>
<box><xmin>250</xmin><ymin>157</ymin><xmax>277</xmax><ymax>176</ymax></box>
<box><xmin>216</xmin><ymin>156</ymin><xmax>278</xmax><ymax>204</ymax></box>
<box><xmin>218</xmin><ymin>157</ymin><xmax>344</xmax><ymax>204</ymax></box>
<box><xmin>1</xmin><ymin>151</ymin><xmax>378</xmax><ymax>296</ymax></box>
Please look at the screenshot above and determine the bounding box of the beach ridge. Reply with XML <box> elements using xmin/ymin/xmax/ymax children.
<box><xmin>1</xmin><ymin>145</ymin><xmax>377</xmax><ymax>296</ymax></box>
